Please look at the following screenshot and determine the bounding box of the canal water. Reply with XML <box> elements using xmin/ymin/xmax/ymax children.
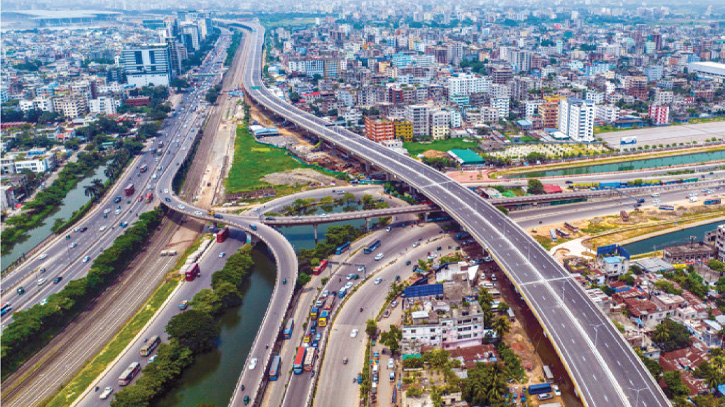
<box><xmin>622</xmin><ymin>220</ymin><xmax>724</xmax><ymax>255</ymax></box>
<box><xmin>156</xmin><ymin>248</ymin><xmax>275</xmax><ymax>407</ymax></box>
<box><xmin>510</xmin><ymin>150</ymin><xmax>725</xmax><ymax>178</ymax></box>
<box><xmin>1</xmin><ymin>165</ymin><xmax>108</xmax><ymax>267</ymax></box>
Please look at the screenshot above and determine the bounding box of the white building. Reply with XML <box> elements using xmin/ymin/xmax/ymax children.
<box><xmin>654</xmin><ymin>90</ymin><xmax>674</xmax><ymax>105</ymax></box>
<box><xmin>122</xmin><ymin>44</ymin><xmax>174</xmax><ymax>87</ymax></box>
<box><xmin>19</xmin><ymin>97</ymin><xmax>54</xmax><ymax>112</ymax></box>
<box><xmin>585</xmin><ymin>90</ymin><xmax>605</xmax><ymax>104</ymax></box>
<box><xmin>715</xmin><ymin>225</ymin><xmax>725</xmax><ymax>262</ymax></box>
<box><xmin>89</xmin><ymin>97</ymin><xmax>121</xmax><ymax>115</ymax></box>
<box><xmin>1</xmin><ymin>154</ymin><xmax>55</xmax><ymax>174</ymax></box>
<box><xmin>429</xmin><ymin>110</ymin><xmax>450</xmax><ymax>140</ymax></box>
<box><xmin>449</xmin><ymin>110</ymin><xmax>462</xmax><ymax>128</ymax></box>
<box><xmin>492</xmin><ymin>98</ymin><xmax>510</xmax><ymax>119</ymax></box>
<box><xmin>525</xmin><ymin>100</ymin><xmax>543</xmax><ymax>119</ymax></box>
<box><xmin>558</xmin><ymin>98</ymin><xmax>595</xmax><ymax>142</ymax></box>
<box><xmin>688</xmin><ymin>62</ymin><xmax>725</xmax><ymax>82</ymax></box>
<box><xmin>595</xmin><ymin>104</ymin><xmax>620</xmax><ymax>123</ymax></box>
<box><xmin>447</xmin><ymin>74</ymin><xmax>491</xmax><ymax>97</ymax></box>
<box><xmin>52</xmin><ymin>98</ymin><xmax>88</xmax><ymax>119</ymax></box>
<box><xmin>402</xmin><ymin>302</ymin><xmax>486</xmax><ymax>350</ymax></box>
<box><xmin>405</xmin><ymin>104</ymin><xmax>430</xmax><ymax>137</ymax></box>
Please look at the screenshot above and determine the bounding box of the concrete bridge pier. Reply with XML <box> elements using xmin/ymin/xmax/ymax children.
<box><xmin>313</xmin><ymin>223</ymin><xmax>319</xmax><ymax>244</ymax></box>
<box><xmin>423</xmin><ymin>212</ymin><xmax>429</xmax><ymax>222</ymax></box>
<box><xmin>365</xmin><ymin>217</ymin><xmax>371</xmax><ymax>232</ymax></box>
<box><xmin>364</xmin><ymin>161</ymin><xmax>371</xmax><ymax>173</ymax></box>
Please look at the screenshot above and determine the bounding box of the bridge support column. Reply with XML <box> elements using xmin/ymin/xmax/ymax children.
<box><xmin>313</xmin><ymin>224</ymin><xmax>318</xmax><ymax>244</ymax></box>
<box><xmin>365</xmin><ymin>217</ymin><xmax>371</xmax><ymax>232</ymax></box>
<box><xmin>424</xmin><ymin>212</ymin><xmax>429</xmax><ymax>223</ymax></box>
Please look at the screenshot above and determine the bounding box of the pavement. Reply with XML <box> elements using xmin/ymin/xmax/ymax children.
<box><xmin>237</xmin><ymin>21</ymin><xmax>671</xmax><ymax>407</ymax></box>
<box><xmin>596</xmin><ymin>121</ymin><xmax>725</xmax><ymax>150</ymax></box>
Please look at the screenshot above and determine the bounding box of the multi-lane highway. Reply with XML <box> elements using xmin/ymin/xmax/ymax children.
<box><xmin>237</xmin><ymin>20</ymin><xmax>671</xmax><ymax>407</ymax></box>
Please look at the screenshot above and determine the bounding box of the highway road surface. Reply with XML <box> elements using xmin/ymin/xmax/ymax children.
<box><xmin>237</xmin><ymin>20</ymin><xmax>671</xmax><ymax>407</ymax></box>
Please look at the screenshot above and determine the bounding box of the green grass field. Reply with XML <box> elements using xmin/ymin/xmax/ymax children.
<box><xmin>403</xmin><ymin>138</ymin><xmax>479</xmax><ymax>157</ymax></box>
<box><xmin>225</xmin><ymin>125</ymin><xmax>306</xmax><ymax>193</ymax></box>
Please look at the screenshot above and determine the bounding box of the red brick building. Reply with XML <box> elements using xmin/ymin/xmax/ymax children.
<box><xmin>364</xmin><ymin>116</ymin><xmax>394</xmax><ymax>142</ymax></box>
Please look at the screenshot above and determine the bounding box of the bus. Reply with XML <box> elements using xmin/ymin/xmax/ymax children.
<box><xmin>310</xmin><ymin>307</ymin><xmax>319</xmax><ymax>320</ymax></box>
<box><xmin>140</xmin><ymin>164</ymin><xmax>148</xmax><ymax>173</ymax></box>
<box><xmin>293</xmin><ymin>346</ymin><xmax>307</xmax><ymax>375</ymax></box>
<box><xmin>705</xmin><ymin>198</ymin><xmax>722</xmax><ymax>205</ymax></box>
<box><xmin>269</xmin><ymin>355</ymin><xmax>281</xmax><ymax>381</ymax></box>
<box><xmin>140</xmin><ymin>335</ymin><xmax>161</xmax><ymax>356</ymax></box>
<box><xmin>318</xmin><ymin>310</ymin><xmax>330</xmax><ymax>327</ymax></box>
<box><xmin>363</xmin><ymin>239</ymin><xmax>381</xmax><ymax>254</ymax></box>
<box><xmin>303</xmin><ymin>347</ymin><xmax>316</xmax><ymax>371</ymax></box>
<box><xmin>118</xmin><ymin>362</ymin><xmax>141</xmax><ymax>386</ymax></box>
<box><xmin>312</xmin><ymin>259</ymin><xmax>329</xmax><ymax>275</ymax></box>
<box><xmin>335</xmin><ymin>242</ymin><xmax>351</xmax><ymax>255</ymax></box>
<box><xmin>1</xmin><ymin>302</ymin><xmax>12</xmax><ymax>316</ymax></box>
<box><xmin>455</xmin><ymin>232</ymin><xmax>470</xmax><ymax>240</ymax></box>
<box><xmin>216</xmin><ymin>227</ymin><xmax>230</xmax><ymax>243</ymax></box>
<box><xmin>145</xmin><ymin>192</ymin><xmax>154</xmax><ymax>203</ymax></box>
<box><xmin>283</xmin><ymin>318</ymin><xmax>294</xmax><ymax>339</ymax></box>
<box><xmin>124</xmin><ymin>183</ymin><xmax>135</xmax><ymax>196</ymax></box>
<box><xmin>184</xmin><ymin>263</ymin><xmax>200</xmax><ymax>281</ymax></box>
<box><xmin>659</xmin><ymin>204</ymin><xmax>675</xmax><ymax>211</ymax></box>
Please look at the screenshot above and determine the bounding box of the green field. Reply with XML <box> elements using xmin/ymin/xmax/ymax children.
<box><xmin>225</xmin><ymin>125</ymin><xmax>306</xmax><ymax>193</ymax></box>
<box><xmin>403</xmin><ymin>138</ymin><xmax>479</xmax><ymax>157</ymax></box>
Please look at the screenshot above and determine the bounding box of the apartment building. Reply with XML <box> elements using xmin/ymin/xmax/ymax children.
<box><xmin>402</xmin><ymin>302</ymin><xmax>486</xmax><ymax>350</ymax></box>
<box><xmin>492</xmin><ymin>97</ymin><xmax>510</xmax><ymax>119</ymax></box>
<box><xmin>394</xmin><ymin>120</ymin><xmax>414</xmax><ymax>142</ymax></box>
<box><xmin>405</xmin><ymin>104</ymin><xmax>430</xmax><ymax>138</ymax></box>
<box><xmin>364</xmin><ymin>116</ymin><xmax>395</xmax><ymax>142</ymax></box>
<box><xmin>540</xmin><ymin>96</ymin><xmax>560</xmax><ymax>129</ymax></box>
<box><xmin>649</xmin><ymin>104</ymin><xmax>670</xmax><ymax>125</ymax></box>
<box><xmin>19</xmin><ymin>97</ymin><xmax>54</xmax><ymax>112</ymax></box>
<box><xmin>89</xmin><ymin>97</ymin><xmax>121</xmax><ymax>115</ymax></box>
<box><xmin>52</xmin><ymin>97</ymin><xmax>88</xmax><ymax>119</ymax></box>
<box><xmin>429</xmin><ymin>110</ymin><xmax>450</xmax><ymax>140</ymax></box>
<box><xmin>558</xmin><ymin>98</ymin><xmax>595</xmax><ymax>142</ymax></box>
<box><xmin>625</xmin><ymin>75</ymin><xmax>649</xmax><ymax>99</ymax></box>
<box><xmin>447</xmin><ymin>74</ymin><xmax>491</xmax><ymax>97</ymax></box>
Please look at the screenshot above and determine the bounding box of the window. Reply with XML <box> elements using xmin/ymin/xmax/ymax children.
<box><xmin>149</xmin><ymin>51</ymin><xmax>156</xmax><ymax>65</ymax></box>
<box><xmin>134</xmin><ymin>51</ymin><xmax>143</xmax><ymax>65</ymax></box>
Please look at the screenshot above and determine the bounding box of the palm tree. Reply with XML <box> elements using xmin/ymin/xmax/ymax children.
<box><xmin>492</xmin><ymin>316</ymin><xmax>511</xmax><ymax>340</ymax></box>
<box><xmin>652</xmin><ymin>323</ymin><xmax>671</xmax><ymax>344</ymax></box>
<box><xmin>104</xmin><ymin>165</ymin><xmax>117</xmax><ymax>181</ymax></box>
<box><xmin>705</xmin><ymin>371</ymin><xmax>722</xmax><ymax>391</ymax></box>
<box><xmin>713</xmin><ymin>355</ymin><xmax>725</xmax><ymax>373</ymax></box>
<box><xmin>84</xmin><ymin>184</ymin><xmax>99</xmax><ymax>201</ymax></box>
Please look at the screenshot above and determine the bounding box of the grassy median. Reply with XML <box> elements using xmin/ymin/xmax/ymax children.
<box><xmin>403</xmin><ymin>138</ymin><xmax>478</xmax><ymax>157</ymax></box>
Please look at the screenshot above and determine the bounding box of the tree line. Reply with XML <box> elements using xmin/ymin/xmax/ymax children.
<box><xmin>110</xmin><ymin>244</ymin><xmax>256</xmax><ymax>407</ymax></box>
<box><xmin>1</xmin><ymin>208</ymin><xmax>165</xmax><ymax>379</ymax></box>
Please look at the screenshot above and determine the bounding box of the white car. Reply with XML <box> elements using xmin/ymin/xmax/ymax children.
<box><xmin>83</xmin><ymin>256</ymin><xmax>91</xmax><ymax>263</ymax></box>
<box><xmin>149</xmin><ymin>355</ymin><xmax>157</xmax><ymax>363</ymax></box>
<box><xmin>104</xmin><ymin>208</ymin><xmax>111</xmax><ymax>214</ymax></box>
<box><xmin>358</xmin><ymin>266</ymin><xmax>365</xmax><ymax>272</ymax></box>
<box><xmin>115</xmin><ymin>209</ymin><xmax>121</xmax><ymax>215</ymax></box>
<box><xmin>345</xmin><ymin>282</ymin><xmax>354</xmax><ymax>289</ymax></box>
<box><xmin>388</xmin><ymin>359</ymin><xmax>394</xmax><ymax>369</ymax></box>
<box><xmin>40</xmin><ymin>298</ymin><xmax>48</xmax><ymax>306</ymax></box>
<box><xmin>386</xmin><ymin>226</ymin><xmax>391</xmax><ymax>232</ymax></box>
<box><xmin>37</xmin><ymin>278</ymin><xmax>46</xmax><ymax>286</ymax></box>
<box><xmin>99</xmin><ymin>226</ymin><xmax>107</xmax><ymax>232</ymax></box>
<box><xmin>178</xmin><ymin>204</ymin><xmax>186</xmax><ymax>210</ymax></box>
<box><xmin>375</xmin><ymin>253</ymin><xmax>384</xmax><ymax>261</ymax></box>
<box><xmin>322</xmin><ymin>290</ymin><xmax>329</xmax><ymax>297</ymax></box>
<box><xmin>219</xmin><ymin>252</ymin><xmax>226</xmax><ymax>258</ymax></box>
<box><xmin>427</xmin><ymin>253</ymin><xmax>437</xmax><ymax>260</ymax></box>
<box><xmin>249</xmin><ymin>358</ymin><xmax>258</xmax><ymax>369</ymax></box>
<box><xmin>651</xmin><ymin>193</ymin><xmax>660</xmax><ymax>197</ymax></box>
<box><xmin>38</xmin><ymin>253</ymin><xmax>48</xmax><ymax>260</ymax></box>
<box><xmin>320</xmin><ymin>213</ymin><xmax>329</xmax><ymax>218</ymax></box>
<box><xmin>70</xmin><ymin>242</ymin><xmax>78</xmax><ymax>248</ymax></box>
<box><xmin>374</xmin><ymin>278</ymin><xmax>382</xmax><ymax>285</ymax></box>
<box><xmin>99</xmin><ymin>386</ymin><xmax>113</xmax><ymax>400</ymax></box>
<box><xmin>412</xmin><ymin>242</ymin><xmax>420</xmax><ymax>248</ymax></box>
<box><xmin>350</xmin><ymin>329</ymin><xmax>359</xmax><ymax>338</ymax></box>
<box><xmin>194</xmin><ymin>211</ymin><xmax>203</xmax><ymax>215</ymax></box>
<box><xmin>164</xmin><ymin>189</ymin><xmax>169</xmax><ymax>194</ymax></box>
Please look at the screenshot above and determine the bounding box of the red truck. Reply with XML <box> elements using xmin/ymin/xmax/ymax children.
<box><xmin>124</xmin><ymin>183</ymin><xmax>135</xmax><ymax>196</ymax></box>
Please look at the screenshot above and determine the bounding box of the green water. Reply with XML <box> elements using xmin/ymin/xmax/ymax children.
<box><xmin>510</xmin><ymin>150</ymin><xmax>725</xmax><ymax>178</ymax></box>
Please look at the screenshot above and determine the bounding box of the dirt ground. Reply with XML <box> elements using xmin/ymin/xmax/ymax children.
<box><xmin>248</xmin><ymin>102</ymin><xmax>315</xmax><ymax>147</ymax></box>
<box><xmin>445</xmin><ymin>169</ymin><xmax>497</xmax><ymax>183</ymax></box>
<box><xmin>261</xmin><ymin>168</ymin><xmax>341</xmax><ymax>186</ymax></box>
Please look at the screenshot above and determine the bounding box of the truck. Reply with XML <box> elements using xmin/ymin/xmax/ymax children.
<box><xmin>124</xmin><ymin>183</ymin><xmax>135</xmax><ymax>196</ymax></box>
<box><xmin>318</xmin><ymin>310</ymin><xmax>330</xmax><ymax>327</ymax></box>
<box><xmin>322</xmin><ymin>295</ymin><xmax>336</xmax><ymax>311</ymax></box>
<box><xmin>620</xmin><ymin>210</ymin><xmax>629</xmax><ymax>221</ymax></box>
<box><xmin>620</xmin><ymin>136</ymin><xmax>637</xmax><ymax>145</ymax></box>
<box><xmin>293</xmin><ymin>346</ymin><xmax>307</xmax><ymax>374</ymax></box>
<box><xmin>527</xmin><ymin>383</ymin><xmax>552</xmax><ymax>395</ymax></box>
<box><xmin>310</xmin><ymin>306</ymin><xmax>319</xmax><ymax>320</ymax></box>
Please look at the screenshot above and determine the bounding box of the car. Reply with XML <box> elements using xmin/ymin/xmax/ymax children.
<box><xmin>99</xmin><ymin>386</ymin><xmax>114</xmax><ymax>400</ymax></box>
<box><xmin>165</xmin><ymin>197</ymin><xmax>171</xmax><ymax>202</ymax></box>
<box><xmin>388</xmin><ymin>359</ymin><xmax>394</xmax><ymax>369</ymax></box>
<box><xmin>194</xmin><ymin>211</ymin><xmax>203</xmax><ymax>215</ymax></box>
<box><xmin>147</xmin><ymin>184</ymin><xmax>154</xmax><ymax>190</ymax></box>
<box><xmin>651</xmin><ymin>192</ymin><xmax>661</xmax><ymax>197</ymax></box>
<box><xmin>375</xmin><ymin>253</ymin><xmax>384</xmax><ymax>261</ymax></box>
<box><xmin>265</xmin><ymin>216</ymin><xmax>275</xmax><ymax>221</ymax></box>
<box><xmin>428</xmin><ymin>253</ymin><xmax>437</xmax><ymax>260</ymax></box>
<box><xmin>219</xmin><ymin>252</ymin><xmax>226</xmax><ymax>258</ymax></box>
<box><xmin>164</xmin><ymin>189</ymin><xmax>169</xmax><ymax>194</ymax></box>
<box><xmin>178</xmin><ymin>204</ymin><xmax>186</xmax><ymax>210</ymax></box>
<box><xmin>83</xmin><ymin>256</ymin><xmax>91</xmax><ymax>263</ymax></box>
<box><xmin>350</xmin><ymin>329</ymin><xmax>359</xmax><ymax>338</ymax></box>
<box><xmin>249</xmin><ymin>358</ymin><xmax>258</xmax><ymax>369</ymax></box>
<box><xmin>358</xmin><ymin>266</ymin><xmax>365</xmax><ymax>272</ymax></box>
<box><xmin>119</xmin><ymin>222</ymin><xmax>128</xmax><ymax>228</ymax></box>
<box><xmin>412</xmin><ymin>242</ymin><xmax>420</xmax><ymax>248</ymax></box>
<box><xmin>17</xmin><ymin>286</ymin><xmax>25</xmax><ymax>295</ymax></box>
<box><xmin>40</xmin><ymin>298</ymin><xmax>48</xmax><ymax>306</ymax></box>
<box><xmin>282</xmin><ymin>278</ymin><xmax>287</xmax><ymax>285</ymax></box>
<box><xmin>53</xmin><ymin>277</ymin><xmax>63</xmax><ymax>284</ymax></box>
<box><xmin>345</xmin><ymin>282</ymin><xmax>354</xmax><ymax>289</ymax></box>
<box><xmin>343</xmin><ymin>357</ymin><xmax>348</xmax><ymax>365</ymax></box>
<box><xmin>37</xmin><ymin>278</ymin><xmax>46</xmax><ymax>286</ymax></box>
<box><xmin>389</xmin><ymin>371</ymin><xmax>395</xmax><ymax>382</ymax></box>
<box><xmin>113</xmin><ymin>196</ymin><xmax>122</xmax><ymax>203</ymax></box>
<box><xmin>178</xmin><ymin>300</ymin><xmax>189</xmax><ymax>310</ymax></box>
<box><xmin>322</xmin><ymin>290</ymin><xmax>329</xmax><ymax>297</ymax></box>
<box><xmin>148</xmin><ymin>355</ymin><xmax>157</xmax><ymax>363</ymax></box>
<box><xmin>390</xmin><ymin>300</ymin><xmax>398</xmax><ymax>308</ymax></box>
<box><xmin>38</xmin><ymin>253</ymin><xmax>48</xmax><ymax>260</ymax></box>
<box><xmin>70</xmin><ymin>242</ymin><xmax>78</xmax><ymax>248</ymax></box>
<box><xmin>152</xmin><ymin>174</ymin><xmax>158</xmax><ymax>179</ymax></box>
<box><xmin>553</xmin><ymin>384</ymin><xmax>561</xmax><ymax>396</ymax></box>
<box><xmin>346</xmin><ymin>274</ymin><xmax>353</xmax><ymax>280</ymax></box>
<box><xmin>537</xmin><ymin>393</ymin><xmax>553</xmax><ymax>401</ymax></box>
<box><xmin>99</xmin><ymin>226</ymin><xmax>107</xmax><ymax>232</ymax></box>
<box><xmin>114</xmin><ymin>208</ymin><xmax>121</xmax><ymax>215</ymax></box>
<box><xmin>39</xmin><ymin>267</ymin><xmax>46</xmax><ymax>273</ymax></box>
<box><xmin>374</xmin><ymin>278</ymin><xmax>382</xmax><ymax>285</ymax></box>
<box><xmin>312</xmin><ymin>339</ymin><xmax>319</xmax><ymax>348</ymax></box>
<box><xmin>79</xmin><ymin>227</ymin><xmax>87</xmax><ymax>233</ymax></box>
<box><xmin>104</xmin><ymin>208</ymin><xmax>111</xmax><ymax>214</ymax></box>
<box><xmin>155</xmin><ymin>157</ymin><xmax>160</xmax><ymax>161</ymax></box>
<box><xmin>303</xmin><ymin>334</ymin><xmax>311</xmax><ymax>343</ymax></box>
<box><xmin>320</xmin><ymin>213</ymin><xmax>329</xmax><ymax>218</ymax></box>
<box><xmin>386</xmin><ymin>226</ymin><xmax>391</xmax><ymax>232</ymax></box>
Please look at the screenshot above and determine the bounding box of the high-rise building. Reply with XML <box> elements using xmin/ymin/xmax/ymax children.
<box><xmin>540</xmin><ymin>95</ymin><xmax>560</xmax><ymax>129</ymax></box>
<box><xmin>405</xmin><ymin>104</ymin><xmax>430</xmax><ymax>138</ymax></box>
<box><xmin>492</xmin><ymin>97</ymin><xmax>510</xmax><ymax>119</ymax></box>
<box><xmin>558</xmin><ymin>98</ymin><xmax>595</xmax><ymax>142</ymax></box>
<box><xmin>490</xmin><ymin>66</ymin><xmax>513</xmax><ymax>84</ymax></box>
<box><xmin>648</xmin><ymin>105</ymin><xmax>669</xmax><ymax>126</ymax></box>
<box><xmin>364</xmin><ymin>117</ymin><xmax>395</xmax><ymax>142</ymax></box>
<box><xmin>509</xmin><ymin>50</ymin><xmax>532</xmax><ymax>73</ymax></box>
<box><xmin>122</xmin><ymin>44</ymin><xmax>174</xmax><ymax>87</ymax></box>
<box><xmin>447</xmin><ymin>74</ymin><xmax>491</xmax><ymax>97</ymax></box>
<box><xmin>394</xmin><ymin>120</ymin><xmax>413</xmax><ymax>142</ymax></box>
<box><xmin>624</xmin><ymin>76</ymin><xmax>649</xmax><ymax>99</ymax></box>
<box><xmin>429</xmin><ymin>110</ymin><xmax>450</xmax><ymax>140</ymax></box>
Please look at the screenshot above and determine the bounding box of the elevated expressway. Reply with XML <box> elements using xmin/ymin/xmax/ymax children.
<box><xmin>236</xmin><ymin>20</ymin><xmax>671</xmax><ymax>407</ymax></box>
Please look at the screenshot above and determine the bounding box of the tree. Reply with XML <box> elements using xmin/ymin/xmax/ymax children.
<box><xmin>380</xmin><ymin>325</ymin><xmax>402</xmax><ymax>354</ymax></box>
<box><xmin>653</xmin><ymin>319</ymin><xmax>692</xmax><ymax>352</ymax></box>
<box><xmin>527</xmin><ymin>178</ymin><xmax>545</xmax><ymax>195</ymax></box>
<box><xmin>110</xmin><ymin>385</ymin><xmax>153</xmax><ymax>407</ymax></box>
<box><xmin>663</xmin><ymin>371</ymin><xmax>690</xmax><ymax>398</ymax></box>
<box><xmin>492</xmin><ymin>316</ymin><xmax>511</xmax><ymax>340</ymax></box>
<box><xmin>365</xmin><ymin>319</ymin><xmax>378</xmax><ymax>338</ymax></box>
<box><xmin>166</xmin><ymin>310</ymin><xmax>219</xmax><ymax>353</ymax></box>
<box><xmin>190</xmin><ymin>288</ymin><xmax>223</xmax><ymax>315</ymax></box>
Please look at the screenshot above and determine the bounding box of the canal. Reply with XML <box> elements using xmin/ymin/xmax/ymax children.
<box><xmin>1</xmin><ymin>165</ymin><xmax>109</xmax><ymax>267</ymax></box>
<box><xmin>156</xmin><ymin>200</ymin><xmax>381</xmax><ymax>406</ymax></box>
<box><xmin>156</xmin><ymin>248</ymin><xmax>275</xmax><ymax>407</ymax></box>
<box><xmin>510</xmin><ymin>150</ymin><xmax>725</xmax><ymax>178</ymax></box>
<box><xmin>622</xmin><ymin>220</ymin><xmax>724</xmax><ymax>255</ymax></box>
